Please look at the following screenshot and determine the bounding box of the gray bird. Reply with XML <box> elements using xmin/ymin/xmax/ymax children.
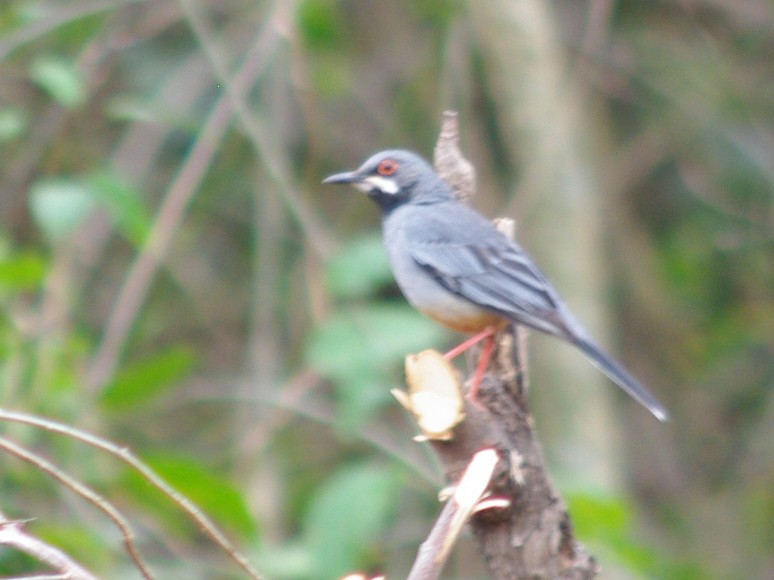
<box><xmin>324</xmin><ymin>150</ymin><xmax>669</xmax><ymax>421</ymax></box>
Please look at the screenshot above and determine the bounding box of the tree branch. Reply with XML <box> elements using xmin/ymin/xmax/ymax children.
<box><xmin>0</xmin><ymin>408</ymin><xmax>263</xmax><ymax>580</ymax></box>
<box><xmin>0</xmin><ymin>436</ymin><xmax>153</xmax><ymax>579</ymax></box>
<box><xmin>0</xmin><ymin>509</ymin><xmax>98</xmax><ymax>580</ymax></box>
<box><xmin>405</xmin><ymin>112</ymin><xmax>599</xmax><ymax>579</ymax></box>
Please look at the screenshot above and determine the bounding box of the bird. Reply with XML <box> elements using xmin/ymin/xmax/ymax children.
<box><xmin>323</xmin><ymin>149</ymin><xmax>669</xmax><ymax>422</ymax></box>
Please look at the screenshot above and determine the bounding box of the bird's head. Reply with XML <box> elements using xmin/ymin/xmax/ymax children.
<box><xmin>323</xmin><ymin>150</ymin><xmax>451</xmax><ymax>210</ymax></box>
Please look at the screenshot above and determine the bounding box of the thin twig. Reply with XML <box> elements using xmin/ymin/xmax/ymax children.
<box><xmin>0</xmin><ymin>0</ymin><xmax>145</xmax><ymax>61</ymax></box>
<box><xmin>165</xmin><ymin>375</ymin><xmax>440</xmax><ymax>485</ymax></box>
<box><xmin>0</xmin><ymin>509</ymin><xmax>99</xmax><ymax>580</ymax></box>
<box><xmin>85</xmin><ymin>8</ymin><xmax>285</xmax><ymax>393</ymax></box>
<box><xmin>0</xmin><ymin>436</ymin><xmax>153</xmax><ymax>580</ymax></box>
<box><xmin>0</xmin><ymin>408</ymin><xmax>264</xmax><ymax>580</ymax></box>
<box><xmin>179</xmin><ymin>0</ymin><xmax>335</xmax><ymax>258</ymax></box>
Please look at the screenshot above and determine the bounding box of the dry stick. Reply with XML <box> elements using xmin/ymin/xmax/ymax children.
<box><xmin>0</xmin><ymin>509</ymin><xmax>99</xmax><ymax>580</ymax></box>
<box><xmin>0</xmin><ymin>436</ymin><xmax>153</xmax><ymax>580</ymax></box>
<box><xmin>419</xmin><ymin>113</ymin><xmax>599</xmax><ymax>579</ymax></box>
<box><xmin>179</xmin><ymin>0</ymin><xmax>335</xmax><ymax>258</ymax></box>
<box><xmin>0</xmin><ymin>0</ymin><xmax>144</xmax><ymax>61</ymax></box>
<box><xmin>180</xmin><ymin>375</ymin><xmax>439</xmax><ymax>485</ymax></box>
<box><xmin>0</xmin><ymin>409</ymin><xmax>263</xmax><ymax>580</ymax></box>
<box><xmin>85</xmin><ymin>10</ymin><xmax>285</xmax><ymax>393</ymax></box>
<box><xmin>408</xmin><ymin>448</ymin><xmax>500</xmax><ymax>580</ymax></box>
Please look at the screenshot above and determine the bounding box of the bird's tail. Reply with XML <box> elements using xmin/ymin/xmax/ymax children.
<box><xmin>573</xmin><ymin>335</ymin><xmax>669</xmax><ymax>422</ymax></box>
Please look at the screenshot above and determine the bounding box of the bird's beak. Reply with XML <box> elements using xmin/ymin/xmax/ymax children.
<box><xmin>322</xmin><ymin>170</ymin><xmax>361</xmax><ymax>185</ymax></box>
<box><xmin>323</xmin><ymin>168</ymin><xmax>399</xmax><ymax>195</ymax></box>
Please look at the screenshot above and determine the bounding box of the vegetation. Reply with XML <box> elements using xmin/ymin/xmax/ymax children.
<box><xmin>0</xmin><ymin>1</ymin><xmax>771</xmax><ymax>578</ymax></box>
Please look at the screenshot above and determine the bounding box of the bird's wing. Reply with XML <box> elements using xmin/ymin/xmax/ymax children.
<box><xmin>401</xmin><ymin>205</ymin><xmax>670</xmax><ymax>422</ymax></box>
<box><xmin>406</xmin><ymin>210</ymin><xmax>568</xmax><ymax>336</ymax></box>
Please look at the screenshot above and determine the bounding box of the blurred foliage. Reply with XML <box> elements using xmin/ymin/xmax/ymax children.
<box><xmin>29</xmin><ymin>177</ymin><xmax>96</xmax><ymax>240</ymax></box>
<box><xmin>567</xmin><ymin>491</ymin><xmax>705</xmax><ymax>579</ymax></box>
<box><xmin>29</xmin><ymin>55</ymin><xmax>86</xmax><ymax>109</ymax></box>
<box><xmin>0</xmin><ymin>0</ymin><xmax>771</xmax><ymax>578</ymax></box>
<box><xmin>121</xmin><ymin>453</ymin><xmax>257</xmax><ymax>540</ymax></box>
<box><xmin>301</xmin><ymin>461</ymin><xmax>402</xmax><ymax>578</ymax></box>
<box><xmin>100</xmin><ymin>344</ymin><xmax>197</xmax><ymax>410</ymax></box>
<box><xmin>305</xmin><ymin>302</ymin><xmax>446</xmax><ymax>431</ymax></box>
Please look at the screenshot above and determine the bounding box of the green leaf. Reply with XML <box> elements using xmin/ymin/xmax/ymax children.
<box><xmin>29</xmin><ymin>178</ymin><xmax>95</xmax><ymax>241</ymax></box>
<box><xmin>0</xmin><ymin>250</ymin><xmax>47</xmax><ymax>290</ymax></box>
<box><xmin>29</xmin><ymin>173</ymin><xmax>150</xmax><ymax>245</ymax></box>
<box><xmin>307</xmin><ymin>303</ymin><xmax>446</xmax><ymax>376</ymax></box>
<box><xmin>325</xmin><ymin>234</ymin><xmax>393</xmax><ymax>299</ymax></box>
<box><xmin>567</xmin><ymin>491</ymin><xmax>662</xmax><ymax>575</ymax></box>
<box><xmin>87</xmin><ymin>171</ymin><xmax>150</xmax><ymax>244</ymax></box>
<box><xmin>33</xmin><ymin>523</ymin><xmax>110</xmax><ymax>572</ymax></box>
<box><xmin>567</xmin><ymin>491</ymin><xmax>630</xmax><ymax>539</ymax></box>
<box><xmin>104</xmin><ymin>95</ymin><xmax>161</xmax><ymax>123</ymax></box>
<box><xmin>0</xmin><ymin>106</ymin><xmax>26</xmax><ymax>141</ymax></box>
<box><xmin>122</xmin><ymin>454</ymin><xmax>257</xmax><ymax>539</ymax></box>
<box><xmin>100</xmin><ymin>345</ymin><xmax>197</xmax><ymax>410</ymax></box>
<box><xmin>305</xmin><ymin>303</ymin><xmax>447</xmax><ymax>428</ymax></box>
<box><xmin>298</xmin><ymin>0</ymin><xmax>344</xmax><ymax>50</ymax></box>
<box><xmin>303</xmin><ymin>462</ymin><xmax>400</xmax><ymax>578</ymax></box>
<box><xmin>255</xmin><ymin>540</ymin><xmax>314</xmax><ymax>580</ymax></box>
<box><xmin>30</xmin><ymin>56</ymin><xmax>86</xmax><ymax>108</ymax></box>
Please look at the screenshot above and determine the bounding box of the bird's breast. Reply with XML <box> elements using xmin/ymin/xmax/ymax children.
<box><xmin>382</xmin><ymin>211</ymin><xmax>506</xmax><ymax>334</ymax></box>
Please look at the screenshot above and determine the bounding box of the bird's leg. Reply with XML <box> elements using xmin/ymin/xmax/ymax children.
<box><xmin>443</xmin><ymin>326</ymin><xmax>498</xmax><ymax>403</ymax></box>
<box><xmin>443</xmin><ymin>326</ymin><xmax>497</xmax><ymax>361</ymax></box>
<box><xmin>466</xmin><ymin>333</ymin><xmax>496</xmax><ymax>402</ymax></box>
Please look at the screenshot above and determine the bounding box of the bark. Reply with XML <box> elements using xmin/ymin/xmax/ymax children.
<box><xmin>427</xmin><ymin>329</ymin><xmax>598</xmax><ymax>579</ymax></box>
<box><xmin>422</xmin><ymin>112</ymin><xmax>599</xmax><ymax>579</ymax></box>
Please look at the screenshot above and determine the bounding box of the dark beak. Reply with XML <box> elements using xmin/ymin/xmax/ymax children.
<box><xmin>322</xmin><ymin>170</ymin><xmax>361</xmax><ymax>185</ymax></box>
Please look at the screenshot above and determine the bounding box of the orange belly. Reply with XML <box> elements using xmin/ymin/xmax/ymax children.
<box><xmin>417</xmin><ymin>304</ymin><xmax>508</xmax><ymax>334</ymax></box>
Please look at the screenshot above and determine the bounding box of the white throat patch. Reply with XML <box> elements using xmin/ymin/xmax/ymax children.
<box><xmin>357</xmin><ymin>175</ymin><xmax>400</xmax><ymax>195</ymax></box>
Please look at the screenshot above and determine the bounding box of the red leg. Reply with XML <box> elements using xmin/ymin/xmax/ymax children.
<box><xmin>466</xmin><ymin>333</ymin><xmax>496</xmax><ymax>402</ymax></box>
<box><xmin>443</xmin><ymin>326</ymin><xmax>498</xmax><ymax>403</ymax></box>
<box><xmin>443</xmin><ymin>326</ymin><xmax>497</xmax><ymax>360</ymax></box>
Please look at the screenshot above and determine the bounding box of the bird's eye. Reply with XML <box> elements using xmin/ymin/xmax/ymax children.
<box><xmin>377</xmin><ymin>159</ymin><xmax>398</xmax><ymax>176</ymax></box>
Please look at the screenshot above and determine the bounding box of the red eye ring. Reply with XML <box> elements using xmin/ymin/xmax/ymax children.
<box><xmin>377</xmin><ymin>159</ymin><xmax>398</xmax><ymax>176</ymax></box>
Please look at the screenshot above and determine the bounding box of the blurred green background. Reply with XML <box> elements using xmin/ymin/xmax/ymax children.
<box><xmin>0</xmin><ymin>0</ymin><xmax>772</xmax><ymax>578</ymax></box>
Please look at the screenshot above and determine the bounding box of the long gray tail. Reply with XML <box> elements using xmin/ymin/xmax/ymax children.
<box><xmin>573</xmin><ymin>335</ymin><xmax>669</xmax><ymax>422</ymax></box>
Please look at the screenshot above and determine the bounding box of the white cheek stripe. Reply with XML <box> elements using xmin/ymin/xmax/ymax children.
<box><xmin>362</xmin><ymin>175</ymin><xmax>400</xmax><ymax>194</ymax></box>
